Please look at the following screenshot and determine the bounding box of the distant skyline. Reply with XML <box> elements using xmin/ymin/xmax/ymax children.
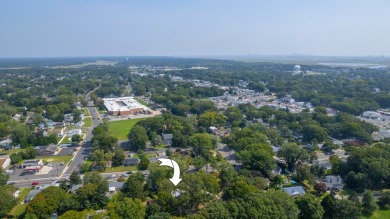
<box><xmin>1</xmin><ymin>0</ymin><xmax>390</xmax><ymax>57</ymax></box>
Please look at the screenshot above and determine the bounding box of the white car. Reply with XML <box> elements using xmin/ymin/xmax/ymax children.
<box><xmin>5</xmin><ymin>170</ymin><xmax>13</xmax><ymax>174</ymax></box>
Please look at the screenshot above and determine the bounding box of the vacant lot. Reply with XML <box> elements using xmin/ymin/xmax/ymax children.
<box><xmin>83</xmin><ymin>117</ymin><xmax>92</xmax><ymax>127</ymax></box>
<box><xmin>108</xmin><ymin>118</ymin><xmax>146</xmax><ymax>140</ymax></box>
<box><xmin>363</xmin><ymin>209</ymin><xmax>390</xmax><ymax>219</ymax></box>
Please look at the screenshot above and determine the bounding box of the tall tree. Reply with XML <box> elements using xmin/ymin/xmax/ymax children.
<box><xmin>107</xmin><ymin>198</ymin><xmax>146</xmax><ymax>219</ymax></box>
<box><xmin>69</xmin><ymin>171</ymin><xmax>82</xmax><ymax>185</ymax></box>
<box><xmin>295</xmin><ymin>193</ymin><xmax>324</xmax><ymax>219</ymax></box>
<box><xmin>277</xmin><ymin>143</ymin><xmax>309</xmax><ymax>171</ymax></box>
<box><xmin>362</xmin><ymin>190</ymin><xmax>378</xmax><ymax>216</ymax></box>
<box><xmin>128</xmin><ymin>126</ymin><xmax>149</xmax><ymax>151</ymax></box>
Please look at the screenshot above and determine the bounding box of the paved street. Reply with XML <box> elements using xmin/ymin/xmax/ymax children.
<box><xmin>217</xmin><ymin>143</ymin><xmax>237</xmax><ymax>165</ymax></box>
<box><xmin>64</xmin><ymin>91</ymin><xmax>101</xmax><ymax>176</ymax></box>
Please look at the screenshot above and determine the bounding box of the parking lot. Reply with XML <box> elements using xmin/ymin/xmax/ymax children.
<box><xmin>8</xmin><ymin>162</ymin><xmax>66</xmax><ymax>181</ymax></box>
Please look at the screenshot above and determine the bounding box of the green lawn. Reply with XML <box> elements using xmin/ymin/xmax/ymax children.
<box><xmin>9</xmin><ymin>188</ymin><xmax>31</xmax><ymax>218</ymax></box>
<box><xmin>39</xmin><ymin>155</ymin><xmax>73</xmax><ymax>164</ymax></box>
<box><xmin>108</xmin><ymin>118</ymin><xmax>146</xmax><ymax>140</ymax></box>
<box><xmin>83</xmin><ymin>108</ymin><xmax>90</xmax><ymax>116</ymax></box>
<box><xmin>104</xmin><ymin>165</ymin><xmax>137</xmax><ymax>173</ymax></box>
<box><xmin>83</xmin><ymin>117</ymin><xmax>93</xmax><ymax>127</ymax></box>
<box><xmin>363</xmin><ymin>209</ymin><xmax>390</xmax><ymax>219</ymax></box>
<box><xmin>135</xmin><ymin>98</ymin><xmax>151</xmax><ymax>107</ymax></box>
<box><xmin>1</xmin><ymin>148</ymin><xmax>24</xmax><ymax>155</ymax></box>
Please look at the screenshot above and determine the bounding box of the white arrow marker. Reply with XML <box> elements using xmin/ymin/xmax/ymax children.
<box><xmin>158</xmin><ymin>158</ymin><xmax>182</xmax><ymax>186</ymax></box>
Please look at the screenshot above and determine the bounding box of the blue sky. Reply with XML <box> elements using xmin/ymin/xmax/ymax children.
<box><xmin>0</xmin><ymin>0</ymin><xmax>389</xmax><ymax>57</ymax></box>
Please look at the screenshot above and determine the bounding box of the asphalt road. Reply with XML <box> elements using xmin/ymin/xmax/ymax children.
<box><xmin>64</xmin><ymin>93</ymin><xmax>101</xmax><ymax>176</ymax></box>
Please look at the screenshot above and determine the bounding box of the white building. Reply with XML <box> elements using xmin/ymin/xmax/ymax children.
<box><xmin>362</xmin><ymin>111</ymin><xmax>381</xmax><ymax>120</ymax></box>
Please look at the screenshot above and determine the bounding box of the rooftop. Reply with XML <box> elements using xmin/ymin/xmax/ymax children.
<box><xmin>103</xmin><ymin>97</ymin><xmax>150</xmax><ymax>112</ymax></box>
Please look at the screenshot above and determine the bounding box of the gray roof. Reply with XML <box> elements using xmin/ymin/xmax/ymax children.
<box><xmin>26</xmin><ymin>189</ymin><xmax>41</xmax><ymax>201</ymax></box>
<box><xmin>162</xmin><ymin>134</ymin><xmax>173</xmax><ymax>140</ymax></box>
<box><xmin>123</xmin><ymin>158</ymin><xmax>140</xmax><ymax>165</ymax></box>
<box><xmin>70</xmin><ymin>184</ymin><xmax>83</xmax><ymax>193</ymax></box>
<box><xmin>282</xmin><ymin>186</ymin><xmax>305</xmax><ymax>197</ymax></box>
<box><xmin>108</xmin><ymin>181</ymin><xmax>125</xmax><ymax>189</ymax></box>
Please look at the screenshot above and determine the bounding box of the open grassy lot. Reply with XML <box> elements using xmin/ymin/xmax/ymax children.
<box><xmin>135</xmin><ymin>98</ymin><xmax>151</xmax><ymax>107</ymax></box>
<box><xmin>83</xmin><ymin>108</ymin><xmax>90</xmax><ymax>116</ymax></box>
<box><xmin>104</xmin><ymin>165</ymin><xmax>137</xmax><ymax>173</ymax></box>
<box><xmin>9</xmin><ymin>188</ymin><xmax>31</xmax><ymax>218</ymax></box>
<box><xmin>363</xmin><ymin>209</ymin><xmax>390</xmax><ymax>219</ymax></box>
<box><xmin>83</xmin><ymin>117</ymin><xmax>92</xmax><ymax>127</ymax></box>
<box><xmin>39</xmin><ymin>155</ymin><xmax>73</xmax><ymax>164</ymax></box>
<box><xmin>0</xmin><ymin>148</ymin><xmax>24</xmax><ymax>155</ymax></box>
<box><xmin>108</xmin><ymin>118</ymin><xmax>146</xmax><ymax>140</ymax></box>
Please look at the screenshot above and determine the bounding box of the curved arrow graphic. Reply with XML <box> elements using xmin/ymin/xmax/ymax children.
<box><xmin>158</xmin><ymin>158</ymin><xmax>182</xmax><ymax>186</ymax></box>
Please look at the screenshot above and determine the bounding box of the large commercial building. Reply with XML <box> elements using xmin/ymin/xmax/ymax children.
<box><xmin>103</xmin><ymin>97</ymin><xmax>151</xmax><ymax>116</ymax></box>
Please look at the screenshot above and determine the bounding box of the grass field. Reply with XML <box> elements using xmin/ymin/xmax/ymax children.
<box><xmin>104</xmin><ymin>165</ymin><xmax>137</xmax><ymax>173</ymax></box>
<box><xmin>83</xmin><ymin>108</ymin><xmax>90</xmax><ymax>116</ymax></box>
<box><xmin>39</xmin><ymin>155</ymin><xmax>73</xmax><ymax>164</ymax></box>
<box><xmin>108</xmin><ymin>118</ymin><xmax>146</xmax><ymax>140</ymax></box>
<box><xmin>135</xmin><ymin>98</ymin><xmax>151</xmax><ymax>107</ymax></box>
<box><xmin>363</xmin><ymin>209</ymin><xmax>390</xmax><ymax>219</ymax></box>
<box><xmin>0</xmin><ymin>148</ymin><xmax>24</xmax><ymax>155</ymax></box>
<box><xmin>9</xmin><ymin>188</ymin><xmax>31</xmax><ymax>218</ymax></box>
<box><xmin>83</xmin><ymin>117</ymin><xmax>92</xmax><ymax>127</ymax></box>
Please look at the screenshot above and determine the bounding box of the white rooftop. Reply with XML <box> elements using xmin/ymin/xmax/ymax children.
<box><xmin>103</xmin><ymin>97</ymin><xmax>150</xmax><ymax>112</ymax></box>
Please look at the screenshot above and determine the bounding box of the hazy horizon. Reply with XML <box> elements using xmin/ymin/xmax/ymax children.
<box><xmin>1</xmin><ymin>0</ymin><xmax>390</xmax><ymax>57</ymax></box>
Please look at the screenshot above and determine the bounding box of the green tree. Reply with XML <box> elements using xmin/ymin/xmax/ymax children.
<box><xmin>362</xmin><ymin>190</ymin><xmax>378</xmax><ymax>216</ymax></box>
<box><xmin>321</xmin><ymin>194</ymin><xmax>336</xmax><ymax>219</ymax></box>
<box><xmin>303</xmin><ymin>125</ymin><xmax>327</xmax><ymax>143</ymax></box>
<box><xmin>27</xmin><ymin>187</ymin><xmax>67</xmax><ymax>219</ymax></box>
<box><xmin>138</xmin><ymin>152</ymin><xmax>149</xmax><ymax>170</ymax></box>
<box><xmin>333</xmin><ymin>199</ymin><xmax>361</xmax><ymax>219</ymax></box>
<box><xmin>277</xmin><ymin>143</ymin><xmax>309</xmax><ymax>171</ymax></box>
<box><xmin>125</xmin><ymin>172</ymin><xmax>146</xmax><ymax>200</ymax></box>
<box><xmin>295</xmin><ymin>193</ymin><xmax>324</xmax><ymax>219</ymax></box>
<box><xmin>236</xmin><ymin>147</ymin><xmax>275</xmax><ymax>177</ymax></box>
<box><xmin>112</xmin><ymin>147</ymin><xmax>125</xmax><ymax>166</ymax></box>
<box><xmin>71</xmin><ymin>134</ymin><xmax>82</xmax><ymax>144</ymax></box>
<box><xmin>189</xmin><ymin>133</ymin><xmax>214</xmax><ymax>157</ymax></box>
<box><xmin>0</xmin><ymin>185</ymin><xmax>17</xmax><ymax>217</ymax></box>
<box><xmin>128</xmin><ymin>126</ymin><xmax>149</xmax><ymax>151</ymax></box>
<box><xmin>69</xmin><ymin>171</ymin><xmax>82</xmax><ymax>185</ymax></box>
<box><xmin>107</xmin><ymin>198</ymin><xmax>146</xmax><ymax>219</ymax></box>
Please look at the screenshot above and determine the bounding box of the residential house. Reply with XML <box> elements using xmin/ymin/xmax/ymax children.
<box><xmin>162</xmin><ymin>133</ymin><xmax>173</xmax><ymax>145</ymax></box>
<box><xmin>108</xmin><ymin>181</ymin><xmax>125</xmax><ymax>193</ymax></box>
<box><xmin>46</xmin><ymin>119</ymin><xmax>54</xmax><ymax>129</ymax></box>
<box><xmin>0</xmin><ymin>139</ymin><xmax>12</xmax><ymax>149</ymax></box>
<box><xmin>67</xmin><ymin>129</ymin><xmax>82</xmax><ymax>137</ymax></box>
<box><xmin>0</xmin><ymin>156</ymin><xmax>11</xmax><ymax>169</ymax></box>
<box><xmin>279</xmin><ymin>97</ymin><xmax>295</xmax><ymax>104</ymax></box>
<box><xmin>69</xmin><ymin>184</ymin><xmax>83</xmax><ymax>194</ymax></box>
<box><xmin>123</xmin><ymin>158</ymin><xmax>140</xmax><ymax>166</ymax></box>
<box><xmin>322</xmin><ymin>175</ymin><xmax>343</xmax><ymax>191</ymax></box>
<box><xmin>282</xmin><ymin>186</ymin><xmax>305</xmax><ymax>198</ymax></box>
<box><xmin>209</xmin><ymin>126</ymin><xmax>219</xmax><ymax>135</ymax></box>
<box><xmin>38</xmin><ymin>144</ymin><xmax>59</xmax><ymax>156</ymax></box>
<box><xmin>362</xmin><ymin>111</ymin><xmax>381</xmax><ymax>120</ymax></box>
<box><xmin>26</xmin><ymin>118</ymin><xmax>34</xmax><ymax>126</ymax></box>
<box><xmin>64</xmin><ymin>114</ymin><xmax>74</xmax><ymax>123</ymax></box>
<box><xmin>38</xmin><ymin>123</ymin><xmax>46</xmax><ymax>129</ymax></box>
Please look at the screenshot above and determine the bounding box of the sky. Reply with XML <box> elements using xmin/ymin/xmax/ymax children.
<box><xmin>1</xmin><ymin>0</ymin><xmax>389</xmax><ymax>57</ymax></box>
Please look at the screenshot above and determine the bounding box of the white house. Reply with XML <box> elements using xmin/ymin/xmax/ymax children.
<box><xmin>67</xmin><ymin>129</ymin><xmax>82</xmax><ymax>137</ymax></box>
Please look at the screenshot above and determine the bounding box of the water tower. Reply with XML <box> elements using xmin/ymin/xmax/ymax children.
<box><xmin>293</xmin><ymin>65</ymin><xmax>301</xmax><ymax>74</ymax></box>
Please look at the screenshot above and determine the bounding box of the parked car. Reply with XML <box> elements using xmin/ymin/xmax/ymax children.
<box><xmin>126</xmin><ymin>171</ymin><xmax>133</xmax><ymax>174</ymax></box>
<box><xmin>7</xmin><ymin>181</ymin><xmax>16</xmax><ymax>185</ymax></box>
